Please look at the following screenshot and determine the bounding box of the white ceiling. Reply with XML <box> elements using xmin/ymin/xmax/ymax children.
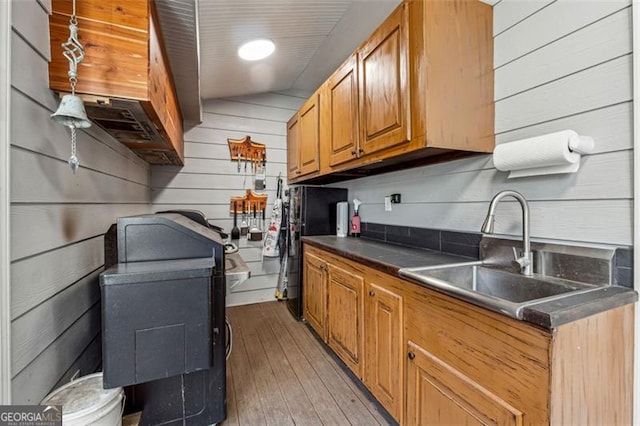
<box><xmin>156</xmin><ymin>0</ymin><xmax>496</xmax><ymax>122</ymax></box>
<box><xmin>196</xmin><ymin>0</ymin><xmax>401</xmax><ymax>100</ymax></box>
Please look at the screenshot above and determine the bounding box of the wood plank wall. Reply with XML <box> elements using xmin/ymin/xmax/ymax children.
<box><xmin>9</xmin><ymin>0</ymin><xmax>152</xmax><ymax>403</ymax></box>
<box><xmin>335</xmin><ymin>0</ymin><xmax>633</xmax><ymax>247</ymax></box>
<box><xmin>150</xmin><ymin>91</ymin><xmax>306</xmax><ymax>306</ymax></box>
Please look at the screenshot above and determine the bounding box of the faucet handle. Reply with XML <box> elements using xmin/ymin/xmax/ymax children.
<box><xmin>512</xmin><ymin>246</ymin><xmax>531</xmax><ymax>271</ymax></box>
<box><xmin>511</xmin><ymin>246</ymin><xmax>519</xmax><ymax>260</ymax></box>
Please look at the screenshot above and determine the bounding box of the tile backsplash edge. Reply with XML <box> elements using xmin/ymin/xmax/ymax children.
<box><xmin>361</xmin><ymin>222</ymin><xmax>481</xmax><ymax>260</ymax></box>
<box><xmin>615</xmin><ymin>247</ymin><xmax>634</xmax><ymax>288</ymax></box>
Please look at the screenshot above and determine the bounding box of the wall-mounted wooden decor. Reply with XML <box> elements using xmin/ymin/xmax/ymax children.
<box><xmin>229</xmin><ymin>189</ymin><xmax>268</xmax><ymax>214</ymax></box>
<box><xmin>227</xmin><ymin>135</ymin><xmax>267</xmax><ymax>173</ymax></box>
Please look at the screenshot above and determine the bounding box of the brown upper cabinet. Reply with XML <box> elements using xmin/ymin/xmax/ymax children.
<box><xmin>48</xmin><ymin>0</ymin><xmax>184</xmax><ymax>165</ymax></box>
<box><xmin>288</xmin><ymin>89</ymin><xmax>321</xmax><ymax>180</ymax></box>
<box><xmin>287</xmin><ymin>113</ymin><xmax>300</xmax><ymax>180</ymax></box>
<box><xmin>288</xmin><ymin>0</ymin><xmax>494</xmax><ymax>183</ymax></box>
<box><xmin>325</xmin><ymin>53</ymin><xmax>360</xmax><ymax>167</ymax></box>
<box><xmin>358</xmin><ymin>3</ymin><xmax>409</xmax><ymax>158</ymax></box>
<box><xmin>298</xmin><ymin>92</ymin><xmax>321</xmax><ymax>176</ymax></box>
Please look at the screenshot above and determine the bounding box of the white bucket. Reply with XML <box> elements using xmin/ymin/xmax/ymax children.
<box><xmin>41</xmin><ymin>372</ymin><xmax>124</xmax><ymax>426</ymax></box>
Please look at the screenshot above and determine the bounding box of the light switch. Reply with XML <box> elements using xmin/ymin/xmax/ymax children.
<box><xmin>384</xmin><ymin>196</ymin><xmax>392</xmax><ymax>211</ymax></box>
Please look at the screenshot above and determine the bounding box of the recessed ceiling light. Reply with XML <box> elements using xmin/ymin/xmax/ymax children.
<box><xmin>238</xmin><ymin>39</ymin><xmax>275</xmax><ymax>61</ymax></box>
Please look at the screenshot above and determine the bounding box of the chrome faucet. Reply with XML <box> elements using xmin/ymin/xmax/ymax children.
<box><xmin>481</xmin><ymin>190</ymin><xmax>533</xmax><ymax>276</ymax></box>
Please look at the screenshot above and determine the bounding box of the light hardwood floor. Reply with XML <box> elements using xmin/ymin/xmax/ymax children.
<box><xmin>224</xmin><ymin>301</ymin><xmax>394</xmax><ymax>426</ymax></box>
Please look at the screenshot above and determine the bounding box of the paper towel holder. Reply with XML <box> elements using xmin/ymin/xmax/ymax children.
<box><xmin>567</xmin><ymin>134</ymin><xmax>595</xmax><ymax>154</ymax></box>
<box><xmin>493</xmin><ymin>129</ymin><xmax>595</xmax><ymax>179</ymax></box>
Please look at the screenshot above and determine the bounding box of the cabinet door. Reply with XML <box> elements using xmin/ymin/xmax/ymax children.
<box><xmin>287</xmin><ymin>113</ymin><xmax>300</xmax><ymax>180</ymax></box>
<box><xmin>298</xmin><ymin>94</ymin><xmax>320</xmax><ymax>176</ymax></box>
<box><xmin>327</xmin><ymin>263</ymin><xmax>364</xmax><ymax>377</ymax></box>
<box><xmin>303</xmin><ymin>252</ymin><xmax>327</xmax><ymax>340</ymax></box>
<box><xmin>327</xmin><ymin>54</ymin><xmax>359</xmax><ymax>166</ymax></box>
<box><xmin>406</xmin><ymin>341</ymin><xmax>523</xmax><ymax>426</ymax></box>
<box><xmin>364</xmin><ymin>282</ymin><xmax>403</xmax><ymax>422</ymax></box>
<box><xmin>358</xmin><ymin>3</ymin><xmax>409</xmax><ymax>156</ymax></box>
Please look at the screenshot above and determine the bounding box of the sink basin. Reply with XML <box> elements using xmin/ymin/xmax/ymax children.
<box><xmin>399</xmin><ymin>262</ymin><xmax>600</xmax><ymax>319</ymax></box>
<box><xmin>421</xmin><ymin>263</ymin><xmax>590</xmax><ymax>302</ymax></box>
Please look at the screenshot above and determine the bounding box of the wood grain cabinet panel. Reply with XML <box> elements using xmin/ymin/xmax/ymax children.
<box><xmin>404</xmin><ymin>286</ymin><xmax>551</xmax><ymax>425</ymax></box>
<box><xmin>287</xmin><ymin>113</ymin><xmax>300</xmax><ymax>180</ymax></box>
<box><xmin>364</xmin><ymin>282</ymin><xmax>403</xmax><ymax>422</ymax></box>
<box><xmin>420</xmin><ymin>0</ymin><xmax>495</xmax><ymax>153</ymax></box>
<box><xmin>327</xmin><ymin>263</ymin><xmax>364</xmax><ymax>378</ymax></box>
<box><xmin>550</xmin><ymin>306</ymin><xmax>634</xmax><ymax>425</ymax></box>
<box><xmin>326</xmin><ymin>54</ymin><xmax>360</xmax><ymax>167</ymax></box>
<box><xmin>302</xmin><ymin>252</ymin><xmax>327</xmax><ymax>340</ymax></box>
<box><xmin>358</xmin><ymin>3</ymin><xmax>409</xmax><ymax>156</ymax></box>
<box><xmin>298</xmin><ymin>93</ymin><xmax>321</xmax><ymax>176</ymax></box>
<box><xmin>406</xmin><ymin>341</ymin><xmax>523</xmax><ymax>426</ymax></box>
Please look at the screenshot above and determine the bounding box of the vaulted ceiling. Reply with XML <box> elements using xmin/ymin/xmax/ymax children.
<box><xmin>156</xmin><ymin>0</ymin><xmax>494</xmax><ymax>124</ymax></box>
<box><xmin>197</xmin><ymin>0</ymin><xmax>401</xmax><ymax>100</ymax></box>
<box><xmin>155</xmin><ymin>0</ymin><xmax>400</xmax><ymax>122</ymax></box>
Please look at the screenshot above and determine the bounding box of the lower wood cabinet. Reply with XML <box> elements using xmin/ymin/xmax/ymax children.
<box><xmin>302</xmin><ymin>243</ymin><xmax>634</xmax><ymax>425</ymax></box>
<box><xmin>403</xmin><ymin>283</ymin><xmax>549</xmax><ymax>425</ymax></box>
<box><xmin>327</xmin><ymin>262</ymin><xmax>364</xmax><ymax>378</ymax></box>
<box><xmin>302</xmin><ymin>251</ymin><xmax>327</xmax><ymax>339</ymax></box>
<box><xmin>406</xmin><ymin>341</ymin><xmax>522</xmax><ymax>426</ymax></box>
<box><xmin>304</xmin><ymin>246</ymin><xmax>403</xmax><ymax>421</ymax></box>
<box><xmin>364</xmin><ymin>281</ymin><xmax>403</xmax><ymax>422</ymax></box>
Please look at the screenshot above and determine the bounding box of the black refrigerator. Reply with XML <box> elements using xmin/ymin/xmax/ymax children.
<box><xmin>286</xmin><ymin>185</ymin><xmax>348</xmax><ymax>319</ymax></box>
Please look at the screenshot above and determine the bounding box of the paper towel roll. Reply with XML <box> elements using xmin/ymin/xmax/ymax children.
<box><xmin>492</xmin><ymin>130</ymin><xmax>597</xmax><ymax>178</ymax></box>
<box><xmin>494</xmin><ymin>130</ymin><xmax>581</xmax><ymax>171</ymax></box>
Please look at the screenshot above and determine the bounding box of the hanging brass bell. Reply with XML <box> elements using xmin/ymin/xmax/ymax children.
<box><xmin>50</xmin><ymin>94</ymin><xmax>92</xmax><ymax>128</ymax></box>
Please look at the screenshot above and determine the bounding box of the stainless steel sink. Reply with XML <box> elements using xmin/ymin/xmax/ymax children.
<box><xmin>400</xmin><ymin>261</ymin><xmax>601</xmax><ymax>319</ymax></box>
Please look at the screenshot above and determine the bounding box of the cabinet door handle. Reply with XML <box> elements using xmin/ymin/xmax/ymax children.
<box><xmin>351</xmin><ymin>150</ymin><xmax>356</xmax><ymax>155</ymax></box>
<box><xmin>368</xmin><ymin>290</ymin><xmax>375</xmax><ymax>297</ymax></box>
<box><xmin>358</xmin><ymin>148</ymin><xmax>364</xmax><ymax>154</ymax></box>
<box><xmin>408</xmin><ymin>352</ymin><xmax>416</xmax><ymax>360</ymax></box>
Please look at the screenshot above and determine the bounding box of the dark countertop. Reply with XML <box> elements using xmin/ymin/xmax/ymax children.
<box><xmin>302</xmin><ymin>236</ymin><xmax>638</xmax><ymax>330</ymax></box>
<box><xmin>522</xmin><ymin>286</ymin><xmax>637</xmax><ymax>328</ymax></box>
<box><xmin>302</xmin><ymin>235</ymin><xmax>473</xmax><ymax>274</ymax></box>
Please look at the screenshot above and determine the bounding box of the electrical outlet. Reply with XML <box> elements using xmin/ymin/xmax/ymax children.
<box><xmin>384</xmin><ymin>196</ymin><xmax>392</xmax><ymax>211</ymax></box>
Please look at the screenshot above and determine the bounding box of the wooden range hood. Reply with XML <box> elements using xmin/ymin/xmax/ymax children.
<box><xmin>48</xmin><ymin>0</ymin><xmax>184</xmax><ymax>165</ymax></box>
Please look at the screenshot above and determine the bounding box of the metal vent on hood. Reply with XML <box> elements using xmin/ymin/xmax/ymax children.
<box><xmin>83</xmin><ymin>97</ymin><xmax>181</xmax><ymax>165</ymax></box>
